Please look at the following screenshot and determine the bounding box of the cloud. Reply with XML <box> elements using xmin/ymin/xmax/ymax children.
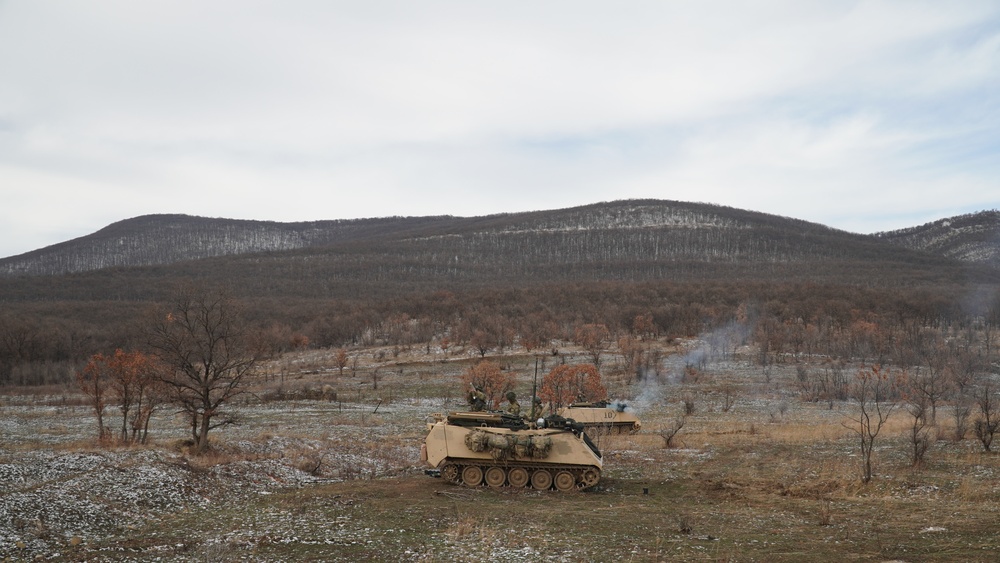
<box><xmin>0</xmin><ymin>1</ymin><xmax>998</xmax><ymax>257</ymax></box>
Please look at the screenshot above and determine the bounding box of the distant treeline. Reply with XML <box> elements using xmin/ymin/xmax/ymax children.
<box><xmin>3</xmin><ymin>279</ymin><xmax>999</xmax><ymax>386</ymax></box>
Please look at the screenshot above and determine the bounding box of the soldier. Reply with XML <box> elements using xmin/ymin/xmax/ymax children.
<box><xmin>505</xmin><ymin>391</ymin><xmax>520</xmax><ymax>416</ymax></box>
<box><xmin>468</xmin><ymin>384</ymin><xmax>486</xmax><ymax>412</ymax></box>
<box><xmin>529</xmin><ymin>396</ymin><xmax>545</xmax><ymax>419</ymax></box>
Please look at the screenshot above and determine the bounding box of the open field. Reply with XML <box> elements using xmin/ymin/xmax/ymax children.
<box><xmin>3</xmin><ymin>341</ymin><xmax>1000</xmax><ymax>562</ymax></box>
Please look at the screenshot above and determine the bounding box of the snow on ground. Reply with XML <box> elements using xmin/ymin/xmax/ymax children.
<box><xmin>0</xmin><ymin>395</ymin><xmax>425</xmax><ymax>560</ymax></box>
<box><xmin>0</xmin><ymin>449</ymin><xmax>210</xmax><ymax>551</ymax></box>
<box><xmin>0</xmin><ymin>350</ymin><xmax>815</xmax><ymax>560</ymax></box>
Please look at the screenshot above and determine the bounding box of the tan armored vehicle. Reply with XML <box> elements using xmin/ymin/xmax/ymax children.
<box><xmin>422</xmin><ymin>411</ymin><xmax>602</xmax><ymax>491</ymax></box>
<box><xmin>558</xmin><ymin>401</ymin><xmax>641</xmax><ymax>435</ymax></box>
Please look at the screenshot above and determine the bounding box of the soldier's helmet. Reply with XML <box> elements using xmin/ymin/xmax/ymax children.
<box><xmin>533</xmin><ymin>396</ymin><xmax>542</xmax><ymax>404</ymax></box>
<box><xmin>506</xmin><ymin>391</ymin><xmax>516</xmax><ymax>402</ymax></box>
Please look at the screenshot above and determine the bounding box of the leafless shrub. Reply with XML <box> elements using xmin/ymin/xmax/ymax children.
<box><xmin>259</xmin><ymin>386</ymin><xmax>288</xmax><ymax>402</ymax></box>
<box><xmin>446</xmin><ymin>516</ymin><xmax>479</xmax><ymax>539</ymax></box>
<box><xmin>321</xmin><ymin>385</ymin><xmax>337</xmax><ymax>401</ymax></box>
<box><xmin>797</xmin><ymin>364</ymin><xmax>821</xmax><ymax>402</ymax></box>
<box><xmin>18</xmin><ymin>515</ymin><xmax>53</xmax><ymax>541</ymax></box>
<box><xmin>681</xmin><ymin>364</ymin><xmax>711</xmax><ymax>384</ymax></box>
<box><xmin>200</xmin><ymin>541</ymin><xmax>230</xmax><ymax>562</ymax></box>
<box><xmin>659</xmin><ymin>417</ymin><xmax>686</xmax><ymax>448</ymax></box>
<box><xmin>796</xmin><ymin>364</ymin><xmax>808</xmax><ymax>383</ymax></box>
<box><xmin>768</xmin><ymin>401</ymin><xmax>789</xmax><ymax>423</ymax></box>
<box><xmin>682</xmin><ymin>394</ymin><xmax>696</xmax><ymax>415</ymax></box>
<box><xmin>818</xmin><ymin>501</ymin><xmax>833</xmax><ymax>526</ymax></box>
<box><xmin>642</xmin><ymin>348</ymin><xmax>663</xmax><ymax>379</ymax></box>
<box><xmin>953</xmin><ymin>402</ymin><xmax>972</xmax><ymax>441</ymax></box>
<box><xmin>445</xmin><ymin>516</ymin><xmax>504</xmax><ymax>544</ymax></box>
<box><xmin>259</xmin><ymin>384</ymin><xmax>335</xmax><ymax>402</ymax></box>
<box><xmin>676</xmin><ymin>512</ymin><xmax>692</xmax><ymax>534</ymax></box>
<box><xmin>974</xmin><ymin>384</ymin><xmax>999</xmax><ymax>452</ymax></box>
<box><xmin>821</xmin><ymin>361</ymin><xmax>850</xmax><ymax>406</ymax></box>
<box><xmin>719</xmin><ymin>383</ymin><xmax>738</xmax><ymax>412</ymax></box>
<box><xmin>906</xmin><ymin>398</ymin><xmax>931</xmax><ymax>467</ymax></box>
<box><xmin>293</xmin><ymin>449</ymin><xmax>325</xmax><ymax>476</ymax></box>
<box><xmin>183</xmin><ymin>444</ymin><xmax>273</xmax><ymax>470</ymax></box>
<box><xmin>843</xmin><ymin>365</ymin><xmax>899</xmax><ymax>483</ymax></box>
<box><xmin>322</xmin><ymin>433</ymin><xmax>412</xmax><ymax>481</ymax></box>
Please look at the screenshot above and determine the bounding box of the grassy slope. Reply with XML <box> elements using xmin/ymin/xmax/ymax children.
<box><xmin>4</xmin><ymin>345</ymin><xmax>1000</xmax><ymax>562</ymax></box>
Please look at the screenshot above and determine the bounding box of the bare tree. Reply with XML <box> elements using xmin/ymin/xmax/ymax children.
<box><xmin>574</xmin><ymin>323</ymin><xmax>610</xmax><ymax>366</ymax></box>
<box><xmin>335</xmin><ymin>348</ymin><xmax>349</xmax><ymax>377</ymax></box>
<box><xmin>632</xmin><ymin>312</ymin><xmax>655</xmax><ymax>340</ymax></box>
<box><xmin>953</xmin><ymin>400</ymin><xmax>972</xmax><ymax>442</ymax></box>
<box><xmin>974</xmin><ymin>383</ymin><xmax>999</xmax><ymax>452</ymax></box>
<box><xmin>910</xmin><ymin>355</ymin><xmax>951</xmax><ymax>423</ymax></box>
<box><xmin>146</xmin><ymin>286</ymin><xmax>266</xmax><ymax>454</ymax></box>
<box><xmin>617</xmin><ymin>335</ymin><xmax>644</xmax><ymax>384</ymax></box>
<box><xmin>129</xmin><ymin>366</ymin><xmax>166</xmax><ymax>445</ymax></box>
<box><xmin>0</xmin><ymin>314</ymin><xmax>41</xmax><ymax>385</ymax></box>
<box><xmin>76</xmin><ymin>349</ymin><xmax>164</xmax><ymax>445</ymax></box>
<box><xmin>470</xmin><ymin>329</ymin><xmax>493</xmax><ymax>358</ymax></box>
<box><xmin>905</xmin><ymin>396</ymin><xmax>931</xmax><ymax>467</ymax></box>
<box><xmin>843</xmin><ymin>365</ymin><xmax>900</xmax><ymax>483</ymax></box>
<box><xmin>105</xmin><ymin>349</ymin><xmax>164</xmax><ymax>444</ymax></box>
<box><xmin>816</xmin><ymin>361</ymin><xmax>850</xmax><ymax>408</ymax></box>
<box><xmin>76</xmin><ymin>355</ymin><xmax>111</xmax><ymax>442</ymax></box>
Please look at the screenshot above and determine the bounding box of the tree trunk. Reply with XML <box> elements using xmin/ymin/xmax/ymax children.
<box><xmin>120</xmin><ymin>406</ymin><xmax>129</xmax><ymax>443</ymax></box>
<box><xmin>190</xmin><ymin>412</ymin><xmax>200</xmax><ymax>442</ymax></box>
<box><xmin>194</xmin><ymin>411</ymin><xmax>212</xmax><ymax>453</ymax></box>
<box><xmin>96</xmin><ymin>410</ymin><xmax>106</xmax><ymax>442</ymax></box>
<box><xmin>140</xmin><ymin>407</ymin><xmax>153</xmax><ymax>444</ymax></box>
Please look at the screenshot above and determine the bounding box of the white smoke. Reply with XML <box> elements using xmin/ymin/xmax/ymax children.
<box><xmin>604</xmin><ymin>399</ymin><xmax>632</xmax><ymax>413</ymax></box>
<box><xmin>629</xmin><ymin>374</ymin><xmax>664</xmax><ymax>415</ymax></box>
<box><xmin>629</xmin><ymin>319</ymin><xmax>753</xmax><ymax>416</ymax></box>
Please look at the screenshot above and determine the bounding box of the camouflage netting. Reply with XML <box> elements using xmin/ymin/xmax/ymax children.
<box><xmin>465</xmin><ymin>430</ymin><xmax>552</xmax><ymax>461</ymax></box>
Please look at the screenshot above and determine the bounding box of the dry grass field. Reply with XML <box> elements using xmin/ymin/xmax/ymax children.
<box><xmin>2</xmin><ymin>340</ymin><xmax>1000</xmax><ymax>562</ymax></box>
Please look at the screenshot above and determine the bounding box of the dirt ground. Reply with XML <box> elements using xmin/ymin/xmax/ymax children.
<box><xmin>3</xmin><ymin>342</ymin><xmax>1000</xmax><ymax>561</ymax></box>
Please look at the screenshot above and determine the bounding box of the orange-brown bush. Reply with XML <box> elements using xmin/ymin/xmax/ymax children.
<box><xmin>460</xmin><ymin>360</ymin><xmax>514</xmax><ymax>410</ymax></box>
<box><xmin>539</xmin><ymin>363</ymin><xmax>607</xmax><ymax>409</ymax></box>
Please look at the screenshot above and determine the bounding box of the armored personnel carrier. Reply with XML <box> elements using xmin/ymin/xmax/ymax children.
<box><xmin>558</xmin><ymin>401</ymin><xmax>641</xmax><ymax>435</ymax></box>
<box><xmin>422</xmin><ymin>411</ymin><xmax>602</xmax><ymax>491</ymax></box>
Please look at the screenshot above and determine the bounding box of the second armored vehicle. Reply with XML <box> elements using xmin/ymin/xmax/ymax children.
<box><xmin>558</xmin><ymin>401</ymin><xmax>642</xmax><ymax>435</ymax></box>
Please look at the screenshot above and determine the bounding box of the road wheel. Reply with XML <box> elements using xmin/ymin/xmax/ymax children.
<box><xmin>554</xmin><ymin>470</ymin><xmax>576</xmax><ymax>491</ymax></box>
<box><xmin>530</xmin><ymin>469</ymin><xmax>552</xmax><ymax>490</ymax></box>
<box><xmin>580</xmin><ymin>468</ymin><xmax>600</xmax><ymax>489</ymax></box>
<box><xmin>507</xmin><ymin>467</ymin><xmax>529</xmax><ymax>488</ymax></box>
<box><xmin>462</xmin><ymin>465</ymin><xmax>483</xmax><ymax>487</ymax></box>
<box><xmin>485</xmin><ymin>467</ymin><xmax>506</xmax><ymax>488</ymax></box>
<box><xmin>441</xmin><ymin>464</ymin><xmax>459</xmax><ymax>483</ymax></box>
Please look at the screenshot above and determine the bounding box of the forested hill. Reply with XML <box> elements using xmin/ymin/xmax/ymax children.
<box><xmin>0</xmin><ymin>213</ymin><xmax>470</xmax><ymax>277</ymax></box>
<box><xmin>1</xmin><ymin>200</ymin><xmax>998</xmax><ymax>301</ymax></box>
<box><xmin>875</xmin><ymin>210</ymin><xmax>1000</xmax><ymax>269</ymax></box>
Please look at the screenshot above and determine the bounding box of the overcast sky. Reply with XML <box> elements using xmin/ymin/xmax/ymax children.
<box><xmin>2</xmin><ymin>1</ymin><xmax>999</xmax><ymax>259</ymax></box>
